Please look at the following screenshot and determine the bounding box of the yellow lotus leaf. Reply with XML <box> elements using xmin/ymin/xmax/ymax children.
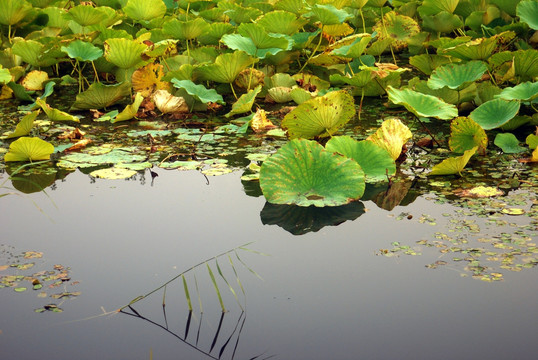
<box><xmin>532</xmin><ymin>147</ymin><xmax>538</xmax><ymax>162</ymax></box>
<box><xmin>0</xmin><ymin>84</ymin><xmax>13</xmax><ymax>100</ymax></box>
<box><xmin>21</xmin><ymin>70</ymin><xmax>49</xmax><ymax>91</ymax></box>
<box><xmin>367</xmin><ymin>117</ymin><xmax>412</xmax><ymax>160</ymax></box>
<box><xmin>251</xmin><ymin>109</ymin><xmax>277</xmax><ymax>133</ymax></box>
<box><xmin>152</xmin><ymin>89</ymin><xmax>189</xmax><ymax>114</ymax></box>
<box><xmin>131</xmin><ymin>63</ymin><xmax>170</xmax><ymax>98</ymax></box>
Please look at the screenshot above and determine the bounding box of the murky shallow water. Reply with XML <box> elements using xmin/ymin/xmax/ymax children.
<box><xmin>1</xmin><ymin>169</ymin><xmax>537</xmax><ymax>360</ymax></box>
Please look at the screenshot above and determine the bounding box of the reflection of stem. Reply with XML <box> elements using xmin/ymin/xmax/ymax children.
<box><xmin>299</xmin><ymin>25</ymin><xmax>324</xmax><ymax>73</ymax></box>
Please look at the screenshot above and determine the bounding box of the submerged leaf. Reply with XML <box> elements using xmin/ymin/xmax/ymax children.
<box><xmin>260</xmin><ymin>139</ymin><xmax>365</xmax><ymax>207</ymax></box>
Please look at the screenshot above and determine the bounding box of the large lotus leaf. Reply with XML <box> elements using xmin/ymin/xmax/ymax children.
<box><xmin>282</xmin><ymin>90</ymin><xmax>355</xmax><ymax>139</ymax></box>
<box><xmin>11</xmin><ymin>40</ymin><xmax>44</xmax><ymax>68</ymax></box>
<box><xmin>225</xmin><ymin>85</ymin><xmax>261</xmax><ymax>118</ymax></box>
<box><xmin>290</xmin><ymin>87</ymin><xmax>316</xmax><ymax>104</ymax></box>
<box><xmin>469</xmin><ymin>98</ymin><xmax>520</xmax><ymax>130</ymax></box>
<box><xmin>198</xmin><ymin>22</ymin><xmax>235</xmax><ymax>45</ymax></box>
<box><xmin>387</xmin><ymin>86</ymin><xmax>458</xmax><ymax>120</ymax></box>
<box><xmin>274</xmin><ymin>0</ymin><xmax>306</xmax><ymax>14</ymax></box>
<box><xmin>513</xmin><ymin>50</ymin><xmax>538</xmax><ymax>82</ymax></box>
<box><xmin>449</xmin><ymin>117</ymin><xmax>488</xmax><ymax>153</ymax></box>
<box><xmin>6</xmin><ymin>110</ymin><xmax>38</xmax><ymax>139</ymax></box>
<box><xmin>325</xmin><ymin>136</ymin><xmax>396</xmax><ymax>182</ymax></box>
<box><xmin>330</xmin><ymin>70</ymin><xmax>372</xmax><ymax>88</ymax></box>
<box><xmin>65</xmin><ymin>4</ymin><xmax>105</xmax><ymax>26</ymax></box>
<box><xmin>36</xmin><ymin>98</ymin><xmax>79</xmax><ymax>122</ymax></box>
<box><xmin>496</xmin><ymin>82</ymin><xmax>538</xmax><ymax>102</ymax></box>
<box><xmin>0</xmin><ymin>0</ymin><xmax>32</xmax><ymax>26</ymax></box>
<box><xmin>517</xmin><ymin>0</ymin><xmax>538</xmax><ymax>30</ymax></box>
<box><xmin>418</xmin><ymin>0</ymin><xmax>459</xmax><ymax>16</ymax></box>
<box><xmin>123</xmin><ymin>0</ymin><xmax>166</xmax><ymax>21</ymax></box>
<box><xmin>112</xmin><ymin>92</ymin><xmax>144</xmax><ymax>123</ymax></box>
<box><xmin>70</xmin><ymin>82</ymin><xmax>131</xmax><ymax>111</ymax></box>
<box><xmin>494</xmin><ymin>133</ymin><xmax>526</xmax><ymax>154</ymax></box>
<box><xmin>260</xmin><ymin>139</ymin><xmax>365</xmax><ymax>207</ymax></box>
<box><xmin>440</xmin><ymin>35</ymin><xmax>508</xmax><ymax>61</ymax></box>
<box><xmin>163</xmin><ymin>18</ymin><xmax>209</xmax><ymax>40</ymax></box>
<box><xmin>427</xmin><ymin>61</ymin><xmax>487</xmax><ymax>90</ymax></box>
<box><xmin>266</xmin><ymin>73</ymin><xmax>296</xmax><ymax>88</ymax></box>
<box><xmin>429</xmin><ymin>146</ymin><xmax>477</xmax><ymax>176</ymax></box>
<box><xmin>304</xmin><ymin>4</ymin><xmax>353</xmax><ymax>26</ymax></box>
<box><xmin>256</xmin><ymin>10</ymin><xmax>308</xmax><ymax>35</ymax></box>
<box><xmin>4</xmin><ymin>137</ymin><xmax>54</xmax><ymax>162</ymax></box>
<box><xmin>490</xmin><ymin>0</ymin><xmax>519</xmax><ymax>16</ymax></box>
<box><xmin>171</xmin><ymin>79</ymin><xmax>225</xmax><ymax>105</ymax></box>
<box><xmin>221</xmin><ymin>33</ymin><xmax>292</xmax><ymax>59</ymax></box>
<box><xmin>220</xmin><ymin>4</ymin><xmax>262</xmax><ymax>24</ymax></box>
<box><xmin>366</xmin><ymin>117</ymin><xmax>412</xmax><ymax>160</ymax></box>
<box><xmin>331</xmin><ymin>35</ymin><xmax>372</xmax><ymax>58</ymax></box>
<box><xmin>409</xmin><ymin>77</ymin><xmax>477</xmax><ymax>105</ymax></box>
<box><xmin>421</xmin><ymin>12</ymin><xmax>463</xmax><ymax>33</ymax></box>
<box><xmin>61</xmin><ymin>40</ymin><xmax>103</xmax><ymax>62</ymax></box>
<box><xmin>195</xmin><ymin>51</ymin><xmax>256</xmax><ymax>84</ymax></box>
<box><xmin>131</xmin><ymin>63</ymin><xmax>170</xmax><ymax>97</ymax></box>
<box><xmin>104</xmin><ymin>38</ymin><xmax>148</xmax><ymax>69</ymax></box>
<box><xmin>372</xmin><ymin>12</ymin><xmax>420</xmax><ymax>51</ymax></box>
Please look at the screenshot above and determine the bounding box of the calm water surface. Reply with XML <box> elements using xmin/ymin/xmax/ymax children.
<box><xmin>1</xmin><ymin>169</ymin><xmax>537</xmax><ymax>360</ymax></box>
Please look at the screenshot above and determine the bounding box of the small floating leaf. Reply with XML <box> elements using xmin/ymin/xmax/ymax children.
<box><xmin>429</xmin><ymin>147</ymin><xmax>477</xmax><ymax>176</ymax></box>
<box><xmin>90</xmin><ymin>168</ymin><xmax>137</xmax><ymax>180</ymax></box>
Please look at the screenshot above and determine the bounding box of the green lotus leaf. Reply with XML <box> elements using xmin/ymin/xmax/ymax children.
<box><xmin>490</xmin><ymin>0</ymin><xmax>519</xmax><ymax>16</ymax></box>
<box><xmin>163</xmin><ymin>18</ymin><xmax>209</xmax><ymax>41</ymax></box>
<box><xmin>195</xmin><ymin>51</ymin><xmax>256</xmax><ymax>84</ymax></box>
<box><xmin>440</xmin><ymin>34</ymin><xmax>511</xmax><ymax>61</ymax></box>
<box><xmin>496</xmin><ymin>82</ymin><xmax>538</xmax><ymax>102</ymax></box>
<box><xmin>171</xmin><ymin>79</ymin><xmax>225</xmax><ymax>105</ymax></box>
<box><xmin>290</xmin><ymin>87</ymin><xmax>316</xmax><ymax>104</ymax></box>
<box><xmin>256</xmin><ymin>10</ymin><xmax>308</xmax><ymax>35</ymax></box>
<box><xmin>418</xmin><ymin>0</ymin><xmax>459</xmax><ymax>16</ymax></box>
<box><xmin>292</xmin><ymin>73</ymin><xmax>330</xmax><ymax>91</ymax></box>
<box><xmin>61</xmin><ymin>40</ymin><xmax>103</xmax><ymax>62</ymax></box>
<box><xmin>429</xmin><ymin>146</ymin><xmax>477</xmax><ymax>176</ymax></box>
<box><xmin>366</xmin><ymin>117</ymin><xmax>412</xmax><ymax>160</ymax></box>
<box><xmin>268</xmin><ymin>87</ymin><xmax>293</xmax><ymax>103</ymax></box>
<box><xmin>0</xmin><ymin>0</ymin><xmax>32</xmax><ymax>26</ymax></box>
<box><xmin>259</xmin><ymin>139</ymin><xmax>365</xmax><ymax>207</ymax></box>
<box><xmin>512</xmin><ymin>50</ymin><xmax>538</xmax><ymax>82</ymax></box>
<box><xmin>421</xmin><ymin>12</ymin><xmax>463</xmax><ymax>33</ymax></box>
<box><xmin>427</xmin><ymin>61</ymin><xmax>487</xmax><ymax>90</ymax></box>
<box><xmin>11</xmin><ymin>39</ymin><xmax>63</xmax><ymax>68</ymax></box>
<box><xmin>65</xmin><ymin>4</ymin><xmax>106</xmax><ymax>27</ymax></box>
<box><xmin>6</xmin><ymin>110</ymin><xmax>39</xmax><ymax>139</ymax></box>
<box><xmin>305</xmin><ymin>4</ymin><xmax>353</xmax><ymax>26</ymax></box>
<box><xmin>112</xmin><ymin>92</ymin><xmax>144</xmax><ymax>123</ymax></box>
<box><xmin>326</xmin><ymin>136</ymin><xmax>396</xmax><ymax>182</ymax></box>
<box><xmin>198</xmin><ymin>22</ymin><xmax>235</xmax><ymax>45</ymax></box>
<box><xmin>331</xmin><ymin>34</ymin><xmax>371</xmax><ymax>58</ymax></box>
<box><xmin>104</xmin><ymin>38</ymin><xmax>148</xmax><ymax>69</ymax></box>
<box><xmin>266</xmin><ymin>73</ymin><xmax>296</xmax><ymax>88</ymax></box>
<box><xmin>220</xmin><ymin>4</ymin><xmax>262</xmax><ymax>24</ymax></box>
<box><xmin>517</xmin><ymin>0</ymin><xmax>538</xmax><ymax>30</ymax></box>
<box><xmin>501</xmin><ymin>115</ymin><xmax>532</xmax><ymax>131</ymax></box>
<box><xmin>70</xmin><ymin>82</ymin><xmax>131</xmax><ymax>111</ymax></box>
<box><xmin>123</xmin><ymin>0</ymin><xmax>166</xmax><ymax>22</ymax></box>
<box><xmin>526</xmin><ymin>133</ymin><xmax>538</xmax><ymax>149</ymax></box>
<box><xmin>7</xmin><ymin>81</ymin><xmax>34</xmax><ymax>102</ymax></box>
<box><xmin>494</xmin><ymin>133</ymin><xmax>526</xmax><ymax>154</ymax></box>
<box><xmin>4</xmin><ymin>137</ymin><xmax>54</xmax><ymax>162</ymax></box>
<box><xmin>372</xmin><ymin>12</ymin><xmax>420</xmax><ymax>51</ymax></box>
<box><xmin>330</xmin><ymin>70</ymin><xmax>372</xmax><ymax>88</ymax></box>
<box><xmin>469</xmin><ymin>98</ymin><xmax>520</xmax><ymax>130</ymax></box>
<box><xmin>222</xmin><ymin>23</ymin><xmax>293</xmax><ymax>60</ymax></box>
<box><xmin>449</xmin><ymin>117</ymin><xmax>488</xmax><ymax>154</ymax></box>
<box><xmin>274</xmin><ymin>0</ymin><xmax>306</xmax><ymax>14</ymax></box>
<box><xmin>409</xmin><ymin>77</ymin><xmax>477</xmax><ymax>105</ymax></box>
<box><xmin>282</xmin><ymin>90</ymin><xmax>356</xmax><ymax>139</ymax></box>
<box><xmin>0</xmin><ymin>67</ymin><xmax>11</xmax><ymax>84</ymax></box>
<box><xmin>36</xmin><ymin>98</ymin><xmax>80</xmax><ymax>122</ymax></box>
<box><xmin>225</xmin><ymin>85</ymin><xmax>261</xmax><ymax>118</ymax></box>
<box><xmin>387</xmin><ymin>86</ymin><xmax>458</xmax><ymax>120</ymax></box>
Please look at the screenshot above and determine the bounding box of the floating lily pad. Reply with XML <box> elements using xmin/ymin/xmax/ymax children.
<box><xmin>366</xmin><ymin>118</ymin><xmax>412</xmax><ymax>160</ymax></box>
<box><xmin>455</xmin><ymin>186</ymin><xmax>503</xmax><ymax>198</ymax></box>
<box><xmin>429</xmin><ymin>147</ymin><xmax>477</xmax><ymax>176</ymax></box>
<box><xmin>259</xmin><ymin>139</ymin><xmax>365</xmax><ymax>207</ymax></box>
<box><xmin>449</xmin><ymin>117</ymin><xmax>488</xmax><ymax>154</ymax></box>
<box><xmin>282</xmin><ymin>90</ymin><xmax>355</xmax><ymax>139</ymax></box>
<box><xmin>4</xmin><ymin>137</ymin><xmax>54</xmax><ymax>162</ymax></box>
<box><xmin>90</xmin><ymin>167</ymin><xmax>137</xmax><ymax>180</ymax></box>
<box><xmin>387</xmin><ymin>86</ymin><xmax>458</xmax><ymax>120</ymax></box>
<box><xmin>469</xmin><ymin>98</ymin><xmax>520</xmax><ymax>130</ymax></box>
<box><xmin>494</xmin><ymin>133</ymin><xmax>526</xmax><ymax>153</ymax></box>
<box><xmin>325</xmin><ymin>136</ymin><xmax>396</xmax><ymax>182</ymax></box>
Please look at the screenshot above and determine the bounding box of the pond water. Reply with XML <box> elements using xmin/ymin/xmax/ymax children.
<box><xmin>1</xmin><ymin>166</ymin><xmax>537</xmax><ymax>360</ymax></box>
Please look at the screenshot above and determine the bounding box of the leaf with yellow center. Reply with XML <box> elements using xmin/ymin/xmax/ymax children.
<box><xmin>251</xmin><ymin>109</ymin><xmax>277</xmax><ymax>133</ymax></box>
<box><xmin>367</xmin><ymin>117</ymin><xmax>412</xmax><ymax>160</ymax></box>
<box><xmin>131</xmin><ymin>63</ymin><xmax>170</xmax><ymax>98</ymax></box>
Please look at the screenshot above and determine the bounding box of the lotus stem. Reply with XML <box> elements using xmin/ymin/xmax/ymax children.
<box><xmin>358</xmin><ymin>89</ymin><xmax>365</xmax><ymax>120</ymax></box>
<box><xmin>230</xmin><ymin>83</ymin><xmax>238</xmax><ymax>99</ymax></box>
<box><xmin>359</xmin><ymin>9</ymin><xmax>366</xmax><ymax>33</ymax></box>
<box><xmin>91</xmin><ymin>61</ymin><xmax>100</xmax><ymax>83</ymax></box>
<box><xmin>247</xmin><ymin>63</ymin><xmax>256</xmax><ymax>91</ymax></box>
<box><xmin>299</xmin><ymin>25</ymin><xmax>324</xmax><ymax>73</ymax></box>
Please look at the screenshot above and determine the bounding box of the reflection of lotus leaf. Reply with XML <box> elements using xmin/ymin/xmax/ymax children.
<box><xmin>449</xmin><ymin>117</ymin><xmax>488</xmax><ymax>154</ymax></box>
<box><xmin>260</xmin><ymin>201</ymin><xmax>365</xmax><ymax>235</ymax></box>
<box><xmin>387</xmin><ymin>86</ymin><xmax>458</xmax><ymax>120</ymax></box>
<box><xmin>427</xmin><ymin>61</ymin><xmax>487</xmax><ymax>90</ymax></box>
<box><xmin>282</xmin><ymin>90</ymin><xmax>355</xmax><ymax>139</ymax></box>
<box><xmin>57</xmin><ymin>147</ymin><xmax>147</xmax><ymax>169</ymax></box>
<box><xmin>4</xmin><ymin>137</ymin><xmax>54</xmax><ymax>162</ymax></box>
<box><xmin>326</xmin><ymin>136</ymin><xmax>396</xmax><ymax>182</ymax></box>
<box><xmin>260</xmin><ymin>139</ymin><xmax>365</xmax><ymax>207</ymax></box>
<box><xmin>429</xmin><ymin>147</ymin><xmax>477</xmax><ymax>176</ymax></box>
<box><xmin>7</xmin><ymin>169</ymin><xmax>57</xmax><ymax>194</ymax></box>
<box><xmin>469</xmin><ymin>98</ymin><xmax>520</xmax><ymax>130</ymax></box>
